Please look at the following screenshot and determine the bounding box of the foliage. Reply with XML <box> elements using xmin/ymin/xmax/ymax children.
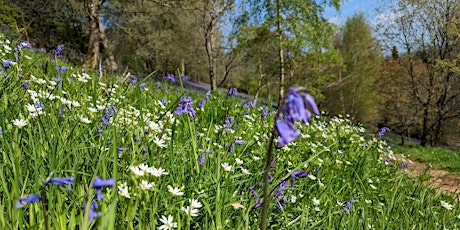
<box><xmin>392</xmin><ymin>146</ymin><xmax>460</xmax><ymax>176</ymax></box>
<box><xmin>323</xmin><ymin>13</ymin><xmax>381</xmax><ymax>124</ymax></box>
<box><xmin>1</xmin><ymin>33</ymin><xmax>460</xmax><ymax>229</ymax></box>
<box><xmin>376</xmin><ymin>0</ymin><xmax>460</xmax><ymax>146</ymax></box>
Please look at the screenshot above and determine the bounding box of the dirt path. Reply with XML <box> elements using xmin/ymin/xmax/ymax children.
<box><xmin>396</xmin><ymin>154</ymin><xmax>460</xmax><ymax>201</ymax></box>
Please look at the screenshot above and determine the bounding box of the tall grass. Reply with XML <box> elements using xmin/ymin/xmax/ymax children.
<box><xmin>1</xmin><ymin>33</ymin><xmax>460</xmax><ymax>229</ymax></box>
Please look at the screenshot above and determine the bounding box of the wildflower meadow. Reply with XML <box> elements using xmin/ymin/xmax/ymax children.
<box><xmin>1</xmin><ymin>33</ymin><xmax>460</xmax><ymax>229</ymax></box>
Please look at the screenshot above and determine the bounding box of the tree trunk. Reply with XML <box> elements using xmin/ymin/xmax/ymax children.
<box><xmin>205</xmin><ymin>20</ymin><xmax>217</xmax><ymax>90</ymax></box>
<box><xmin>84</xmin><ymin>0</ymin><xmax>101</xmax><ymax>69</ymax></box>
<box><xmin>99</xmin><ymin>16</ymin><xmax>118</xmax><ymax>70</ymax></box>
<box><xmin>276</xmin><ymin>0</ymin><xmax>285</xmax><ymax>105</ymax></box>
<box><xmin>181</xmin><ymin>59</ymin><xmax>185</xmax><ymax>77</ymax></box>
<box><xmin>253</xmin><ymin>60</ymin><xmax>264</xmax><ymax>106</ymax></box>
<box><xmin>339</xmin><ymin>71</ymin><xmax>345</xmax><ymax>115</ymax></box>
<box><xmin>420</xmin><ymin>106</ymin><xmax>429</xmax><ymax>146</ymax></box>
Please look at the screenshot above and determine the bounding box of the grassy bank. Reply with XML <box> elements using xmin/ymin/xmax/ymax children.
<box><xmin>1</xmin><ymin>33</ymin><xmax>460</xmax><ymax>229</ymax></box>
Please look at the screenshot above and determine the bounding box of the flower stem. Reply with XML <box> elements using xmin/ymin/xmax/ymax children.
<box><xmin>260</xmin><ymin>127</ymin><xmax>276</xmax><ymax>230</ymax></box>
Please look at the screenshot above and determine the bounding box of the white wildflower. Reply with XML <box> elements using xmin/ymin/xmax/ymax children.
<box><xmin>235</xmin><ymin>158</ymin><xmax>243</xmax><ymax>165</ymax></box>
<box><xmin>159</xmin><ymin>215</ymin><xmax>177</xmax><ymax>230</ymax></box>
<box><xmin>139</xmin><ymin>180</ymin><xmax>154</xmax><ymax>190</ymax></box>
<box><xmin>441</xmin><ymin>200</ymin><xmax>454</xmax><ymax>210</ymax></box>
<box><xmin>129</xmin><ymin>166</ymin><xmax>145</xmax><ymax>177</ymax></box>
<box><xmin>181</xmin><ymin>206</ymin><xmax>199</xmax><ymax>217</ymax></box>
<box><xmin>167</xmin><ymin>185</ymin><xmax>184</xmax><ymax>196</ymax></box>
<box><xmin>79</xmin><ymin>116</ymin><xmax>91</xmax><ymax>124</ymax></box>
<box><xmin>117</xmin><ymin>182</ymin><xmax>130</xmax><ymax>198</ymax></box>
<box><xmin>147</xmin><ymin>167</ymin><xmax>169</xmax><ymax>177</ymax></box>
<box><xmin>189</xmin><ymin>199</ymin><xmax>203</xmax><ymax>209</ymax></box>
<box><xmin>12</xmin><ymin>119</ymin><xmax>27</xmax><ymax>128</ymax></box>
<box><xmin>221</xmin><ymin>162</ymin><xmax>232</xmax><ymax>171</ymax></box>
<box><xmin>241</xmin><ymin>168</ymin><xmax>251</xmax><ymax>175</ymax></box>
<box><xmin>313</xmin><ymin>197</ymin><xmax>320</xmax><ymax>206</ymax></box>
<box><xmin>153</xmin><ymin>136</ymin><xmax>167</xmax><ymax>148</ymax></box>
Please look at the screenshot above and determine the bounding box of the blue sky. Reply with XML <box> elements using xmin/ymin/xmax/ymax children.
<box><xmin>324</xmin><ymin>0</ymin><xmax>388</xmax><ymax>26</ymax></box>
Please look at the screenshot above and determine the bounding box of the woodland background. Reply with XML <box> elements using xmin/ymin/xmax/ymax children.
<box><xmin>1</xmin><ymin>0</ymin><xmax>460</xmax><ymax>147</ymax></box>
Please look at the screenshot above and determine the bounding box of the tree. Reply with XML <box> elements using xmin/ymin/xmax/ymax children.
<box><xmin>10</xmin><ymin>0</ymin><xmax>88</xmax><ymax>55</ymax></box>
<box><xmin>324</xmin><ymin>13</ymin><xmax>382</xmax><ymax>124</ymax></box>
<box><xmin>196</xmin><ymin>0</ymin><xmax>234</xmax><ymax>90</ymax></box>
<box><xmin>247</xmin><ymin>0</ymin><xmax>340</xmax><ymax>105</ymax></box>
<box><xmin>83</xmin><ymin>0</ymin><xmax>117</xmax><ymax>70</ymax></box>
<box><xmin>106</xmin><ymin>1</ymin><xmax>209</xmax><ymax>78</ymax></box>
<box><xmin>377</xmin><ymin>0</ymin><xmax>460</xmax><ymax>146</ymax></box>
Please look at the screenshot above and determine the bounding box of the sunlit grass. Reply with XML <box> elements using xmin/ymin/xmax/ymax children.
<box><xmin>393</xmin><ymin>146</ymin><xmax>460</xmax><ymax>176</ymax></box>
<box><xmin>1</xmin><ymin>33</ymin><xmax>460</xmax><ymax>229</ymax></box>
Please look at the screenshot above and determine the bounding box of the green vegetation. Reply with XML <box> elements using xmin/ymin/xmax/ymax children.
<box><xmin>393</xmin><ymin>146</ymin><xmax>460</xmax><ymax>176</ymax></box>
<box><xmin>1</xmin><ymin>33</ymin><xmax>460</xmax><ymax>229</ymax></box>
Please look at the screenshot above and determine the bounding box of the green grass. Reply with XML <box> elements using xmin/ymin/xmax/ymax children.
<box><xmin>1</xmin><ymin>33</ymin><xmax>460</xmax><ymax>229</ymax></box>
<box><xmin>392</xmin><ymin>145</ymin><xmax>460</xmax><ymax>176</ymax></box>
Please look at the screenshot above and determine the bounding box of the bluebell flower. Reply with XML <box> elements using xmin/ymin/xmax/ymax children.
<box><xmin>22</xmin><ymin>81</ymin><xmax>30</xmax><ymax>89</ymax></box>
<box><xmin>92</xmin><ymin>177</ymin><xmax>115</xmax><ymax>201</ymax></box>
<box><xmin>275</xmin><ymin>196</ymin><xmax>289</xmax><ymax>210</ymax></box>
<box><xmin>228</xmin><ymin>87</ymin><xmax>238</xmax><ymax>97</ymax></box>
<box><xmin>127</xmin><ymin>75</ymin><xmax>137</xmax><ymax>85</ymax></box>
<box><xmin>56</xmin><ymin>44</ymin><xmax>64</xmax><ymax>57</ymax></box>
<box><xmin>249</xmin><ymin>184</ymin><xmax>259</xmax><ymax>196</ymax></box>
<box><xmin>33</xmin><ymin>101</ymin><xmax>44</xmax><ymax>110</ymax></box>
<box><xmin>117</xmin><ymin>147</ymin><xmax>128</xmax><ymax>154</ymax></box>
<box><xmin>234</xmin><ymin>140</ymin><xmax>245</xmax><ymax>145</ymax></box>
<box><xmin>261</xmin><ymin>107</ymin><xmax>270</xmax><ymax>121</ymax></box>
<box><xmin>198</xmin><ymin>154</ymin><xmax>205</xmax><ymax>166</ymax></box>
<box><xmin>224</xmin><ymin>116</ymin><xmax>234</xmax><ymax>129</ymax></box>
<box><xmin>101</xmin><ymin>117</ymin><xmax>110</xmax><ymax>126</ymax></box>
<box><xmin>342</xmin><ymin>194</ymin><xmax>359</xmax><ymax>213</ymax></box>
<box><xmin>44</xmin><ymin>177</ymin><xmax>75</xmax><ymax>190</ymax></box>
<box><xmin>15</xmin><ymin>48</ymin><xmax>21</xmax><ymax>62</ymax></box>
<box><xmin>0</xmin><ymin>25</ymin><xmax>8</xmax><ymax>33</ymax></box>
<box><xmin>0</xmin><ymin>128</ymin><xmax>3</xmax><ymax>135</ymax></box>
<box><xmin>175</xmin><ymin>95</ymin><xmax>196</xmax><ymax>119</ymax></box>
<box><xmin>399</xmin><ymin>163</ymin><xmax>408</xmax><ymax>169</ymax></box>
<box><xmin>198</xmin><ymin>100</ymin><xmax>205</xmax><ymax>109</ymax></box>
<box><xmin>244</xmin><ymin>101</ymin><xmax>253</xmax><ymax>108</ymax></box>
<box><xmin>282</xmin><ymin>87</ymin><xmax>318</xmax><ymax>124</ymax></box>
<box><xmin>181</xmin><ymin>75</ymin><xmax>189</xmax><ymax>82</ymax></box>
<box><xmin>139</xmin><ymin>82</ymin><xmax>146</xmax><ymax>88</ymax></box>
<box><xmin>254</xmin><ymin>198</ymin><xmax>264</xmax><ymax>208</ymax></box>
<box><xmin>96</xmin><ymin>126</ymin><xmax>103</xmax><ymax>134</ymax></box>
<box><xmin>160</xmin><ymin>98</ymin><xmax>168</xmax><ymax>106</ymax></box>
<box><xmin>275</xmin><ymin>120</ymin><xmax>300</xmax><ymax>147</ymax></box>
<box><xmin>164</xmin><ymin>74</ymin><xmax>175</xmax><ymax>83</ymax></box>
<box><xmin>378</xmin><ymin>127</ymin><xmax>391</xmax><ymax>137</ymax></box>
<box><xmin>274</xmin><ymin>179</ymin><xmax>288</xmax><ymax>198</ymax></box>
<box><xmin>227</xmin><ymin>143</ymin><xmax>235</xmax><ymax>153</ymax></box>
<box><xmin>16</xmin><ymin>194</ymin><xmax>40</xmax><ymax>208</ymax></box>
<box><xmin>3</xmin><ymin>59</ymin><xmax>14</xmax><ymax>69</ymax></box>
<box><xmin>18</xmin><ymin>41</ymin><xmax>31</xmax><ymax>49</ymax></box>
<box><xmin>59</xmin><ymin>66</ymin><xmax>68</xmax><ymax>73</ymax></box>
<box><xmin>156</xmin><ymin>82</ymin><xmax>161</xmax><ymax>87</ymax></box>
<box><xmin>275</xmin><ymin>87</ymin><xmax>319</xmax><ymax>146</ymax></box>
<box><xmin>205</xmin><ymin>91</ymin><xmax>211</xmax><ymax>101</ymax></box>
<box><xmin>289</xmin><ymin>170</ymin><xmax>309</xmax><ymax>188</ymax></box>
<box><xmin>84</xmin><ymin>200</ymin><xmax>102</xmax><ymax>222</ymax></box>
